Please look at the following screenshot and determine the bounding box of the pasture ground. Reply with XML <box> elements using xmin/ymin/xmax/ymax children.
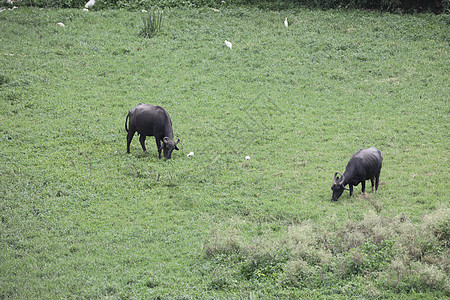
<box><xmin>1</xmin><ymin>6</ymin><xmax>449</xmax><ymax>298</ymax></box>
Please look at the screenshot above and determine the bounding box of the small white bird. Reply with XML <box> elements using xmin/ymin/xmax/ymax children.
<box><xmin>245</xmin><ymin>156</ymin><xmax>250</xmax><ymax>160</ymax></box>
<box><xmin>142</xmin><ymin>9</ymin><xmax>147</xmax><ymax>13</ymax></box>
<box><xmin>224</xmin><ymin>40</ymin><xmax>232</xmax><ymax>50</ymax></box>
<box><xmin>56</xmin><ymin>22</ymin><xmax>65</xmax><ymax>27</ymax></box>
<box><xmin>284</xmin><ymin>17</ymin><xmax>288</xmax><ymax>28</ymax></box>
<box><xmin>85</xmin><ymin>0</ymin><xmax>95</xmax><ymax>9</ymax></box>
<box><xmin>187</xmin><ymin>152</ymin><xmax>194</xmax><ymax>158</ymax></box>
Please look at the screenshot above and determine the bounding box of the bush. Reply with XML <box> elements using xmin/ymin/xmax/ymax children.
<box><xmin>10</xmin><ymin>0</ymin><xmax>86</xmax><ymax>8</ymax></box>
<box><xmin>203</xmin><ymin>228</ymin><xmax>243</xmax><ymax>258</ymax></box>
<box><xmin>341</xmin><ymin>239</ymin><xmax>394</xmax><ymax>278</ymax></box>
<box><xmin>204</xmin><ymin>210</ymin><xmax>450</xmax><ymax>295</ymax></box>
<box><xmin>9</xmin><ymin>0</ymin><xmax>450</xmax><ymax>12</ymax></box>
<box><xmin>240</xmin><ymin>250</ymin><xmax>288</xmax><ymax>281</ymax></box>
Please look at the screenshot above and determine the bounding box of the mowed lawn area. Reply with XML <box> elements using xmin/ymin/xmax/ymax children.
<box><xmin>0</xmin><ymin>6</ymin><xmax>449</xmax><ymax>298</ymax></box>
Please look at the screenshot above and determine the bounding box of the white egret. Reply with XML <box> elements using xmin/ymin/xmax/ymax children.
<box><xmin>187</xmin><ymin>152</ymin><xmax>194</xmax><ymax>158</ymax></box>
<box><xmin>224</xmin><ymin>40</ymin><xmax>232</xmax><ymax>50</ymax></box>
<box><xmin>284</xmin><ymin>17</ymin><xmax>288</xmax><ymax>28</ymax></box>
<box><xmin>57</xmin><ymin>22</ymin><xmax>65</xmax><ymax>27</ymax></box>
<box><xmin>245</xmin><ymin>156</ymin><xmax>250</xmax><ymax>160</ymax></box>
<box><xmin>85</xmin><ymin>0</ymin><xmax>95</xmax><ymax>9</ymax></box>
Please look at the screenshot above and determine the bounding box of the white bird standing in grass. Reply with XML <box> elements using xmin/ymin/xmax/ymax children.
<box><xmin>284</xmin><ymin>17</ymin><xmax>288</xmax><ymax>28</ymax></box>
<box><xmin>187</xmin><ymin>152</ymin><xmax>194</xmax><ymax>158</ymax></box>
<box><xmin>224</xmin><ymin>40</ymin><xmax>232</xmax><ymax>50</ymax></box>
<box><xmin>85</xmin><ymin>0</ymin><xmax>95</xmax><ymax>9</ymax></box>
<box><xmin>57</xmin><ymin>22</ymin><xmax>65</xmax><ymax>27</ymax></box>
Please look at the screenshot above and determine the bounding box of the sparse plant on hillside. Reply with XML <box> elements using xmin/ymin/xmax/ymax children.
<box><xmin>140</xmin><ymin>10</ymin><xmax>163</xmax><ymax>38</ymax></box>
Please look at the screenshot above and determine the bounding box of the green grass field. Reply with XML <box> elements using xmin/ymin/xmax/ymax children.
<box><xmin>1</xmin><ymin>6</ymin><xmax>449</xmax><ymax>298</ymax></box>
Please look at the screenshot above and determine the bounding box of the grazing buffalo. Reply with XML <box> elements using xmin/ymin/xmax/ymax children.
<box><xmin>331</xmin><ymin>147</ymin><xmax>383</xmax><ymax>201</ymax></box>
<box><xmin>125</xmin><ymin>103</ymin><xmax>179</xmax><ymax>159</ymax></box>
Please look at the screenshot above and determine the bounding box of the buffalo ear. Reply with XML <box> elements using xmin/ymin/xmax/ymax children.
<box><xmin>175</xmin><ymin>145</ymin><xmax>179</xmax><ymax>150</ymax></box>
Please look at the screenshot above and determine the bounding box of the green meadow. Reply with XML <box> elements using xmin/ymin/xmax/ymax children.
<box><xmin>0</xmin><ymin>6</ymin><xmax>449</xmax><ymax>298</ymax></box>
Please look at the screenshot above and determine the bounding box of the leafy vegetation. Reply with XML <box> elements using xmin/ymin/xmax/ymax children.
<box><xmin>4</xmin><ymin>0</ymin><xmax>449</xmax><ymax>12</ymax></box>
<box><xmin>204</xmin><ymin>211</ymin><xmax>449</xmax><ymax>297</ymax></box>
<box><xmin>1</xmin><ymin>6</ymin><xmax>449</xmax><ymax>298</ymax></box>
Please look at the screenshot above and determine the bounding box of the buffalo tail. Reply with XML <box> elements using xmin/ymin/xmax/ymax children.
<box><xmin>125</xmin><ymin>113</ymin><xmax>129</xmax><ymax>132</ymax></box>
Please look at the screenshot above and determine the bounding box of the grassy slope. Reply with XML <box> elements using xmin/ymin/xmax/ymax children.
<box><xmin>0</xmin><ymin>7</ymin><xmax>449</xmax><ymax>298</ymax></box>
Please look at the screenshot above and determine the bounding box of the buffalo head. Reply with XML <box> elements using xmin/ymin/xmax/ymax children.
<box><xmin>159</xmin><ymin>137</ymin><xmax>180</xmax><ymax>159</ymax></box>
<box><xmin>331</xmin><ymin>172</ymin><xmax>349</xmax><ymax>201</ymax></box>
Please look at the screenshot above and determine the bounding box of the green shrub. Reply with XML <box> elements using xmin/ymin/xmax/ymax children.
<box><xmin>12</xmin><ymin>0</ymin><xmax>86</xmax><ymax>8</ymax></box>
<box><xmin>435</xmin><ymin>220</ymin><xmax>450</xmax><ymax>247</ymax></box>
<box><xmin>11</xmin><ymin>0</ymin><xmax>450</xmax><ymax>12</ymax></box>
<box><xmin>240</xmin><ymin>250</ymin><xmax>288</xmax><ymax>281</ymax></box>
<box><xmin>341</xmin><ymin>239</ymin><xmax>394</xmax><ymax>277</ymax></box>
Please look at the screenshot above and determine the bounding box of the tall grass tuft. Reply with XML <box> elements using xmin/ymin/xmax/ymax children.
<box><xmin>140</xmin><ymin>10</ymin><xmax>163</xmax><ymax>38</ymax></box>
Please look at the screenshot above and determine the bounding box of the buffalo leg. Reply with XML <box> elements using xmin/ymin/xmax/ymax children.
<box><xmin>155</xmin><ymin>137</ymin><xmax>162</xmax><ymax>159</ymax></box>
<box><xmin>361</xmin><ymin>181</ymin><xmax>366</xmax><ymax>194</ymax></box>
<box><xmin>370</xmin><ymin>178</ymin><xmax>375</xmax><ymax>193</ymax></box>
<box><xmin>349</xmin><ymin>185</ymin><xmax>353</xmax><ymax>197</ymax></box>
<box><xmin>139</xmin><ymin>135</ymin><xmax>147</xmax><ymax>152</ymax></box>
<box><xmin>375</xmin><ymin>172</ymin><xmax>380</xmax><ymax>193</ymax></box>
<box><xmin>126</xmin><ymin>130</ymin><xmax>135</xmax><ymax>153</ymax></box>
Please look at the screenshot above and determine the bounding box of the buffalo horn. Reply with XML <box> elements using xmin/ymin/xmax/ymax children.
<box><xmin>333</xmin><ymin>172</ymin><xmax>341</xmax><ymax>183</ymax></box>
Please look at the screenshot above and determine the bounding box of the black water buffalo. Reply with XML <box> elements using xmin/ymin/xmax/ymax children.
<box><xmin>331</xmin><ymin>147</ymin><xmax>383</xmax><ymax>201</ymax></box>
<box><xmin>125</xmin><ymin>104</ymin><xmax>179</xmax><ymax>159</ymax></box>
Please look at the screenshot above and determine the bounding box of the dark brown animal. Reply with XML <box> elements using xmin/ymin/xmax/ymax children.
<box><xmin>125</xmin><ymin>104</ymin><xmax>179</xmax><ymax>159</ymax></box>
<box><xmin>331</xmin><ymin>147</ymin><xmax>383</xmax><ymax>201</ymax></box>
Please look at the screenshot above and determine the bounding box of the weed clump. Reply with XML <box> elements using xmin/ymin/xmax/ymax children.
<box><xmin>0</xmin><ymin>74</ymin><xmax>9</xmax><ymax>86</ymax></box>
<box><xmin>140</xmin><ymin>10</ymin><xmax>163</xmax><ymax>38</ymax></box>
<box><xmin>203</xmin><ymin>210</ymin><xmax>450</xmax><ymax>296</ymax></box>
<box><xmin>203</xmin><ymin>228</ymin><xmax>242</xmax><ymax>258</ymax></box>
